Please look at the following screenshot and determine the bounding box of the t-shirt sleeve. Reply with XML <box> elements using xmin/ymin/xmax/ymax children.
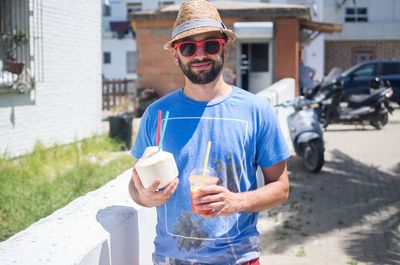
<box><xmin>256</xmin><ymin>104</ymin><xmax>291</xmax><ymax>168</ymax></box>
<box><xmin>131</xmin><ymin>108</ymin><xmax>154</xmax><ymax>159</ymax></box>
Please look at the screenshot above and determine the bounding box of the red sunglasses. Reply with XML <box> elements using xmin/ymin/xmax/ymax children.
<box><xmin>174</xmin><ymin>38</ymin><xmax>226</xmax><ymax>57</ymax></box>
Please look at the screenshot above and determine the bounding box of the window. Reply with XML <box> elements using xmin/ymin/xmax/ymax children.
<box><xmin>126</xmin><ymin>51</ymin><xmax>137</xmax><ymax>73</ymax></box>
<box><xmin>250</xmin><ymin>43</ymin><xmax>269</xmax><ymax>72</ymax></box>
<box><xmin>127</xmin><ymin>2</ymin><xmax>142</xmax><ymax>16</ymax></box>
<box><xmin>353</xmin><ymin>64</ymin><xmax>375</xmax><ymax>77</ymax></box>
<box><xmin>103</xmin><ymin>4</ymin><xmax>111</xmax><ymax>17</ymax></box>
<box><xmin>351</xmin><ymin>47</ymin><xmax>375</xmax><ymax>65</ymax></box>
<box><xmin>354</xmin><ymin>52</ymin><xmax>373</xmax><ymax>63</ymax></box>
<box><xmin>345</xmin><ymin>7</ymin><xmax>368</xmax><ymax>22</ymax></box>
<box><xmin>158</xmin><ymin>1</ymin><xmax>174</xmax><ymax>8</ymax></box>
<box><xmin>381</xmin><ymin>63</ymin><xmax>400</xmax><ymax>76</ymax></box>
<box><xmin>103</xmin><ymin>52</ymin><xmax>111</xmax><ymax>64</ymax></box>
<box><xmin>0</xmin><ymin>0</ymin><xmax>43</xmax><ymax>85</ymax></box>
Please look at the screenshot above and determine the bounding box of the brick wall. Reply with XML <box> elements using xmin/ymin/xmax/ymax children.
<box><xmin>0</xmin><ymin>0</ymin><xmax>102</xmax><ymax>157</ymax></box>
<box><xmin>325</xmin><ymin>40</ymin><xmax>400</xmax><ymax>73</ymax></box>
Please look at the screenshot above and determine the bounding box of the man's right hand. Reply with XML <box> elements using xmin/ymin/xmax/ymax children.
<box><xmin>130</xmin><ymin>169</ymin><xmax>179</xmax><ymax>207</ymax></box>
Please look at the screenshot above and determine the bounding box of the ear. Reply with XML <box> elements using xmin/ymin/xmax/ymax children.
<box><xmin>223</xmin><ymin>44</ymin><xmax>229</xmax><ymax>59</ymax></box>
<box><xmin>170</xmin><ymin>48</ymin><xmax>179</xmax><ymax>66</ymax></box>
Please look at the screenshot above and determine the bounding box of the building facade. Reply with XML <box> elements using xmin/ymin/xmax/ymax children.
<box><xmin>323</xmin><ymin>0</ymin><xmax>400</xmax><ymax>73</ymax></box>
<box><xmin>0</xmin><ymin>0</ymin><xmax>102</xmax><ymax>157</ymax></box>
<box><xmin>129</xmin><ymin>1</ymin><xmax>340</xmax><ymax>96</ymax></box>
<box><xmin>102</xmin><ymin>0</ymin><xmax>184</xmax><ymax>80</ymax></box>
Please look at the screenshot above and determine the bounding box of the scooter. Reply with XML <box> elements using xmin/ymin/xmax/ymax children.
<box><xmin>276</xmin><ymin>97</ymin><xmax>325</xmax><ymax>173</ymax></box>
<box><xmin>314</xmin><ymin>78</ymin><xmax>393</xmax><ymax>130</ymax></box>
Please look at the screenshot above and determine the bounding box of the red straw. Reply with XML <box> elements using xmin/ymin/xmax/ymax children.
<box><xmin>156</xmin><ymin>110</ymin><xmax>162</xmax><ymax>146</ymax></box>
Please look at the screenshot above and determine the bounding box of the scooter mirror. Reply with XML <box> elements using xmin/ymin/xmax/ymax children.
<box><xmin>370</xmin><ymin>77</ymin><xmax>381</xmax><ymax>89</ymax></box>
<box><xmin>332</xmin><ymin>79</ymin><xmax>343</xmax><ymax>90</ymax></box>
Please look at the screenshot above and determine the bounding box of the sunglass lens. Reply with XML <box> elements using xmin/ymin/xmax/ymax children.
<box><xmin>180</xmin><ymin>43</ymin><xmax>197</xmax><ymax>57</ymax></box>
<box><xmin>204</xmin><ymin>40</ymin><xmax>220</xmax><ymax>54</ymax></box>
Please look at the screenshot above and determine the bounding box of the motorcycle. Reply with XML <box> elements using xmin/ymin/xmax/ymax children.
<box><xmin>313</xmin><ymin>77</ymin><xmax>394</xmax><ymax>130</ymax></box>
<box><xmin>276</xmin><ymin>97</ymin><xmax>325</xmax><ymax>173</ymax></box>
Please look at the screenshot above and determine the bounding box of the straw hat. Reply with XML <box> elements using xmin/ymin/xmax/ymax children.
<box><xmin>163</xmin><ymin>0</ymin><xmax>237</xmax><ymax>51</ymax></box>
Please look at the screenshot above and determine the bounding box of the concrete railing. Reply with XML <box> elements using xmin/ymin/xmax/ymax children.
<box><xmin>0</xmin><ymin>169</ymin><xmax>157</xmax><ymax>265</ymax></box>
<box><xmin>256</xmin><ymin>78</ymin><xmax>295</xmax><ymax>153</ymax></box>
<box><xmin>0</xmin><ymin>79</ymin><xmax>295</xmax><ymax>265</ymax></box>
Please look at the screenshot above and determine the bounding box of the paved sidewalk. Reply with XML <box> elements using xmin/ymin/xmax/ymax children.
<box><xmin>258</xmin><ymin>108</ymin><xmax>400</xmax><ymax>265</ymax></box>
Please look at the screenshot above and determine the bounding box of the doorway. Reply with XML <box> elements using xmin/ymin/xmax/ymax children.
<box><xmin>238</xmin><ymin>42</ymin><xmax>272</xmax><ymax>93</ymax></box>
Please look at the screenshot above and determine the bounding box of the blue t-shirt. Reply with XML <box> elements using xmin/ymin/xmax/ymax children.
<box><xmin>131</xmin><ymin>86</ymin><xmax>290</xmax><ymax>265</ymax></box>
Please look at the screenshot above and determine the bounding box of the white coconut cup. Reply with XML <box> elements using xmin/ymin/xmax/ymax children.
<box><xmin>134</xmin><ymin>146</ymin><xmax>179</xmax><ymax>189</ymax></box>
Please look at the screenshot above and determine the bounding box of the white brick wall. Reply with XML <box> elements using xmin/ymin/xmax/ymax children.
<box><xmin>0</xmin><ymin>0</ymin><xmax>102</xmax><ymax>157</ymax></box>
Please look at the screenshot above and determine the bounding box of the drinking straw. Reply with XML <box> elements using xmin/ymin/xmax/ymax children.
<box><xmin>156</xmin><ymin>110</ymin><xmax>162</xmax><ymax>146</ymax></box>
<box><xmin>158</xmin><ymin>111</ymin><xmax>170</xmax><ymax>151</ymax></box>
<box><xmin>202</xmin><ymin>141</ymin><xmax>212</xmax><ymax>178</ymax></box>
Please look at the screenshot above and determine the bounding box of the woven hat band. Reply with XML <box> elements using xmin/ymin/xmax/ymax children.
<box><xmin>172</xmin><ymin>19</ymin><xmax>227</xmax><ymax>39</ymax></box>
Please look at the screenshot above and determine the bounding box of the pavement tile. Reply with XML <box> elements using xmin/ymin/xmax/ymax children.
<box><xmin>258</xmin><ymin>109</ymin><xmax>400</xmax><ymax>265</ymax></box>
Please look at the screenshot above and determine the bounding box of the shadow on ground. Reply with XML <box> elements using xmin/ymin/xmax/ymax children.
<box><xmin>260</xmin><ymin>150</ymin><xmax>400</xmax><ymax>264</ymax></box>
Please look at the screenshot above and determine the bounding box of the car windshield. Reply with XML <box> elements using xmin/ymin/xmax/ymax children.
<box><xmin>321</xmin><ymin>67</ymin><xmax>342</xmax><ymax>87</ymax></box>
<box><xmin>340</xmin><ymin>62</ymin><xmax>364</xmax><ymax>77</ymax></box>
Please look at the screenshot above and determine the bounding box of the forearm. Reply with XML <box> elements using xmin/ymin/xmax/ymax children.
<box><xmin>238</xmin><ymin>179</ymin><xmax>289</xmax><ymax>212</ymax></box>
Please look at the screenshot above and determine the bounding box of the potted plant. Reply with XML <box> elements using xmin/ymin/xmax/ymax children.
<box><xmin>1</xmin><ymin>29</ymin><xmax>29</xmax><ymax>74</ymax></box>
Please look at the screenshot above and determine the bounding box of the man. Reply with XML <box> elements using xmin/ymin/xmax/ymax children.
<box><xmin>129</xmin><ymin>1</ymin><xmax>291</xmax><ymax>264</ymax></box>
<box><xmin>299</xmin><ymin>49</ymin><xmax>317</xmax><ymax>96</ymax></box>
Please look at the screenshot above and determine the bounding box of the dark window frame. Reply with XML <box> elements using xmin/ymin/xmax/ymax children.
<box><xmin>103</xmin><ymin>52</ymin><xmax>111</xmax><ymax>64</ymax></box>
<box><xmin>345</xmin><ymin>7</ymin><xmax>368</xmax><ymax>22</ymax></box>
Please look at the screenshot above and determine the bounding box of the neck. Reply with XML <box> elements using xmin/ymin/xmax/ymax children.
<box><xmin>183</xmin><ymin>73</ymin><xmax>232</xmax><ymax>102</ymax></box>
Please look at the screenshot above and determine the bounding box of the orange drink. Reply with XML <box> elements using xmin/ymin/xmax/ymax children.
<box><xmin>189</xmin><ymin>169</ymin><xmax>218</xmax><ymax>215</ymax></box>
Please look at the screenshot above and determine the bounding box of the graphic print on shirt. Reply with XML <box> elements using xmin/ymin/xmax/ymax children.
<box><xmin>160</xmin><ymin>117</ymin><xmax>249</xmax><ymax>243</ymax></box>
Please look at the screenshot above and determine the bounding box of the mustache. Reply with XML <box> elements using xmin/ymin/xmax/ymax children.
<box><xmin>188</xmin><ymin>58</ymin><xmax>214</xmax><ymax>66</ymax></box>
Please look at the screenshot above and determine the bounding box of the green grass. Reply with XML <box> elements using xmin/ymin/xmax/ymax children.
<box><xmin>0</xmin><ymin>135</ymin><xmax>134</xmax><ymax>241</ymax></box>
<box><xmin>296</xmin><ymin>246</ymin><xmax>306</xmax><ymax>257</ymax></box>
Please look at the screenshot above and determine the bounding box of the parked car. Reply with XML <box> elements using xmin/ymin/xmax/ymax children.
<box><xmin>328</xmin><ymin>60</ymin><xmax>400</xmax><ymax>104</ymax></box>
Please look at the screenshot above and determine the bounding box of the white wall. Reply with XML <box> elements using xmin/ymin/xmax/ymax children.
<box><xmin>0</xmin><ymin>0</ymin><xmax>102</xmax><ymax>157</ymax></box>
<box><xmin>324</xmin><ymin>0</ymin><xmax>400</xmax><ymax>40</ymax></box>
<box><xmin>302</xmin><ymin>0</ymin><xmax>325</xmax><ymax>78</ymax></box>
<box><xmin>102</xmin><ymin>37</ymin><xmax>137</xmax><ymax>80</ymax></box>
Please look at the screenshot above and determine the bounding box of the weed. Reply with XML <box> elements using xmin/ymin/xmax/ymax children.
<box><xmin>296</xmin><ymin>246</ymin><xmax>306</xmax><ymax>257</ymax></box>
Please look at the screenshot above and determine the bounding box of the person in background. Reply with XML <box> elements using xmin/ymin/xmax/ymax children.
<box><xmin>128</xmin><ymin>1</ymin><xmax>291</xmax><ymax>264</ymax></box>
<box><xmin>299</xmin><ymin>49</ymin><xmax>317</xmax><ymax>97</ymax></box>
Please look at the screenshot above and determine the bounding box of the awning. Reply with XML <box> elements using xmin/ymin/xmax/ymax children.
<box><xmin>233</xmin><ymin>22</ymin><xmax>274</xmax><ymax>40</ymax></box>
<box><xmin>300</xmin><ymin>20</ymin><xmax>342</xmax><ymax>33</ymax></box>
<box><xmin>110</xmin><ymin>21</ymin><xmax>130</xmax><ymax>33</ymax></box>
<box><xmin>300</xmin><ymin>20</ymin><xmax>342</xmax><ymax>46</ymax></box>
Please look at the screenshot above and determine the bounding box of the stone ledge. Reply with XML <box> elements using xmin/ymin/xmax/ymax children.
<box><xmin>0</xmin><ymin>169</ymin><xmax>156</xmax><ymax>265</ymax></box>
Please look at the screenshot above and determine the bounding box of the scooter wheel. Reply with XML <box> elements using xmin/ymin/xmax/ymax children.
<box><xmin>304</xmin><ymin>140</ymin><xmax>324</xmax><ymax>173</ymax></box>
<box><xmin>370</xmin><ymin>113</ymin><xmax>388</xmax><ymax>130</ymax></box>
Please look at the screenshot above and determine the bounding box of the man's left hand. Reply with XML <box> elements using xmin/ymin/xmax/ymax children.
<box><xmin>193</xmin><ymin>185</ymin><xmax>244</xmax><ymax>218</ymax></box>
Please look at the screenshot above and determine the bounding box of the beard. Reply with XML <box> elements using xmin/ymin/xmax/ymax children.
<box><xmin>178</xmin><ymin>52</ymin><xmax>225</xmax><ymax>84</ymax></box>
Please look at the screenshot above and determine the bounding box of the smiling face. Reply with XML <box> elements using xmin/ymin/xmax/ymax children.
<box><xmin>172</xmin><ymin>32</ymin><xmax>227</xmax><ymax>85</ymax></box>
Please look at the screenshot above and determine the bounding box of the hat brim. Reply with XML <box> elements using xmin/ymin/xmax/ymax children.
<box><xmin>163</xmin><ymin>27</ymin><xmax>237</xmax><ymax>51</ymax></box>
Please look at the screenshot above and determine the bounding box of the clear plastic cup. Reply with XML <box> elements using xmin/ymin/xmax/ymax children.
<box><xmin>189</xmin><ymin>167</ymin><xmax>219</xmax><ymax>215</ymax></box>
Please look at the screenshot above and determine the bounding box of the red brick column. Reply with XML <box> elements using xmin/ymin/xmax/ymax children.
<box><xmin>274</xmin><ymin>18</ymin><xmax>300</xmax><ymax>95</ymax></box>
